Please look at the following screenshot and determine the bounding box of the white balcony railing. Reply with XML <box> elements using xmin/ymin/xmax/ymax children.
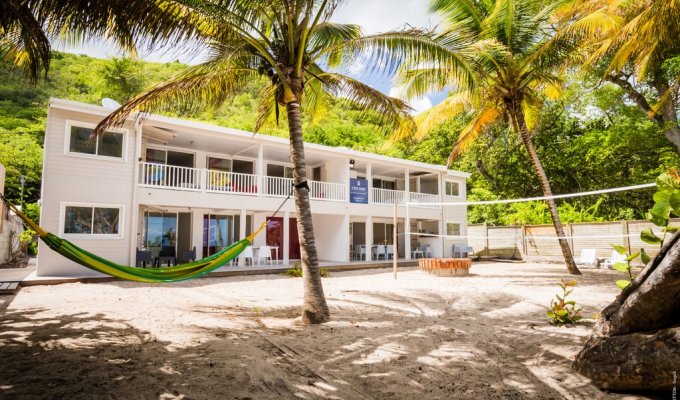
<box><xmin>372</xmin><ymin>188</ymin><xmax>405</xmax><ymax>205</ymax></box>
<box><xmin>206</xmin><ymin>170</ymin><xmax>258</xmax><ymax>195</ymax></box>
<box><xmin>408</xmin><ymin>192</ymin><xmax>440</xmax><ymax>208</ymax></box>
<box><xmin>139</xmin><ymin>162</ymin><xmax>201</xmax><ymax>191</ymax></box>
<box><xmin>263</xmin><ymin>176</ymin><xmax>293</xmax><ymax>197</ymax></box>
<box><xmin>309</xmin><ymin>180</ymin><xmax>347</xmax><ymax>201</ymax></box>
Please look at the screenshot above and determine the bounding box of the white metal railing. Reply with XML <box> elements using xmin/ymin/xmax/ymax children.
<box><xmin>263</xmin><ymin>176</ymin><xmax>293</xmax><ymax>197</ymax></box>
<box><xmin>139</xmin><ymin>162</ymin><xmax>201</xmax><ymax>191</ymax></box>
<box><xmin>409</xmin><ymin>192</ymin><xmax>440</xmax><ymax>208</ymax></box>
<box><xmin>372</xmin><ymin>188</ymin><xmax>405</xmax><ymax>205</ymax></box>
<box><xmin>206</xmin><ymin>170</ymin><xmax>258</xmax><ymax>195</ymax></box>
<box><xmin>309</xmin><ymin>180</ymin><xmax>347</xmax><ymax>201</ymax></box>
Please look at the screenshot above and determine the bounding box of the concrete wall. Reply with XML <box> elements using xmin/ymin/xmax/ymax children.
<box><xmin>313</xmin><ymin>214</ymin><xmax>349</xmax><ymax>262</ymax></box>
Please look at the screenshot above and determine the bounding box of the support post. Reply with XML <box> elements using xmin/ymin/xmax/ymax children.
<box><xmin>393</xmin><ymin>202</ymin><xmax>398</xmax><ymax>279</ymax></box>
<box><xmin>238</xmin><ymin>208</ymin><xmax>247</xmax><ymax>266</ymax></box>
<box><xmin>405</xmin><ymin>203</ymin><xmax>411</xmax><ymax>260</ymax></box>
<box><xmin>622</xmin><ymin>221</ymin><xmax>631</xmax><ymax>254</ymax></box>
<box><xmin>366</xmin><ymin>215</ymin><xmax>373</xmax><ymax>261</ymax></box>
<box><xmin>283</xmin><ymin>211</ymin><xmax>290</xmax><ymax>265</ymax></box>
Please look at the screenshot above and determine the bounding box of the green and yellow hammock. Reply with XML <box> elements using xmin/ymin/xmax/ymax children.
<box><xmin>1</xmin><ymin>194</ymin><xmax>268</xmax><ymax>283</ymax></box>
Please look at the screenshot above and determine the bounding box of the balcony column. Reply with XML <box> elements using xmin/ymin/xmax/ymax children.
<box><xmin>438</xmin><ymin>173</ymin><xmax>445</xmax><ymax>258</ymax></box>
<box><xmin>367</xmin><ymin>162</ymin><xmax>373</xmax><ymax>204</ymax></box>
<box><xmin>404</xmin><ymin>168</ymin><xmax>411</xmax><ymax>259</ymax></box>
<box><xmin>238</xmin><ymin>208</ymin><xmax>247</xmax><ymax>266</ymax></box>
<box><xmin>128</xmin><ymin>121</ymin><xmax>143</xmax><ymax>265</ymax></box>
<box><xmin>191</xmin><ymin>209</ymin><xmax>204</xmax><ymax>259</ymax></box>
<box><xmin>283</xmin><ymin>211</ymin><xmax>290</xmax><ymax>265</ymax></box>
<box><xmin>256</xmin><ymin>143</ymin><xmax>264</xmax><ymax>195</ymax></box>
<box><xmin>366</xmin><ymin>216</ymin><xmax>373</xmax><ymax>261</ymax></box>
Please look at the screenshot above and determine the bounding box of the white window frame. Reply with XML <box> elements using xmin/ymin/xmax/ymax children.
<box><xmin>446</xmin><ymin>221</ymin><xmax>461</xmax><ymax>237</ymax></box>
<box><xmin>64</xmin><ymin>120</ymin><xmax>128</xmax><ymax>162</ymax></box>
<box><xmin>445</xmin><ymin>181</ymin><xmax>460</xmax><ymax>197</ymax></box>
<box><xmin>59</xmin><ymin>202</ymin><xmax>125</xmax><ymax>240</ymax></box>
<box><xmin>145</xmin><ymin>145</ymin><xmax>197</xmax><ymax>167</ymax></box>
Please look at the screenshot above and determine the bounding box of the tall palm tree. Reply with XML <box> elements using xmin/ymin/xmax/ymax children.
<box><xmin>1</xmin><ymin>0</ymin><xmax>198</xmax><ymax>82</ymax></box>
<box><xmin>93</xmin><ymin>0</ymin><xmax>448</xmax><ymax>323</ymax></box>
<box><xmin>397</xmin><ymin>0</ymin><xmax>581</xmax><ymax>274</ymax></box>
<box><xmin>554</xmin><ymin>0</ymin><xmax>680</xmax><ymax>152</ymax></box>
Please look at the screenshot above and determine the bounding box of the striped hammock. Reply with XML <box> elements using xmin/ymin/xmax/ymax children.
<box><xmin>1</xmin><ymin>194</ymin><xmax>266</xmax><ymax>283</ymax></box>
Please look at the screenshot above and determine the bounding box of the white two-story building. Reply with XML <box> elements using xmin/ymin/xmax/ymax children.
<box><xmin>37</xmin><ymin>98</ymin><xmax>470</xmax><ymax>277</ymax></box>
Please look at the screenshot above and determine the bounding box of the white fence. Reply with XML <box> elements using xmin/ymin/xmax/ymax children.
<box><xmin>206</xmin><ymin>170</ymin><xmax>258</xmax><ymax>195</ymax></box>
<box><xmin>372</xmin><ymin>188</ymin><xmax>404</xmax><ymax>205</ymax></box>
<box><xmin>139</xmin><ymin>162</ymin><xmax>201</xmax><ymax>191</ymax></box>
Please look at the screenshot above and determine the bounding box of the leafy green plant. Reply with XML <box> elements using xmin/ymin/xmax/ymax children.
<box><xmin>19</xmin><ymin>228</ymin><xmax>37</xmax><ymax>256</ymax></box>
<box><xmin>609</xmin><ymin>244</ymin><xmax>649</xmax><ymax>290</ymax></box>
<box><xmin>608</xmin><ymin>169</ymin><xmax>680</xmax><ymax>290</ymax></box>
<box><xmin>286</xmin><ymin>261</ymin><xmax>329</xmax><ymax>278</ymax></box>
<box><xmin>547</xmin><ymin>279</ymin><xmax>583</xmax><ymax>325</ymax></box>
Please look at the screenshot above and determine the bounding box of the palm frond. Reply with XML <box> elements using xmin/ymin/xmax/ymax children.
<box><xmin>448</xmin><ymin>107</ymin><xmax>501</xmax><ymax>165</ymax></box>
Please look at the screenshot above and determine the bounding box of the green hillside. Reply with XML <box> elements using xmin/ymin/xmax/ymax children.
<box><xmin>0</xmin><ymin>52</ymin><xmax>677</xmax><ymax>223</ymax></box>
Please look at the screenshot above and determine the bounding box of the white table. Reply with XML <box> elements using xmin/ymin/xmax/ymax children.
<box><xmin>252</xmin><ymin>246</ymin><xmax>279</xmax><ymax>265</ymax></box>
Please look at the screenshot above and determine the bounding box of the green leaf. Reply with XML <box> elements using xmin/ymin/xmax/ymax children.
<box><xmin>611</xmin><ymin>244</ymin><xmax>628</xmax><ymax>255</ymax></box>
<box><xmin>640</xmin><ymin>228</ymin><xmax>662</xmax><ymax>244</ymax></box>
<box><xmin>556</xmin><ymin>309</ymin><xmax>568</xmax><ymax>317</ymax></box>
<box><xmin>652</xmin><ymin>189</ymin><xmax>672</xmax><ymax>204</ymax></box>
<box><xmin>546</xmin><ymin>310</ymin><xmax>554</xmax><ymax>318</ymax></box>
<box><xmin>613</xmin><ymin>262</ymin><xmax>629</xmax><ymax>273</ymax></box>
<box><xmin>664</xmin><ymin>226</ymin><xmax>680</xmax><ymax>233</ymax></box>
<box><xmin>657</xmin><ymin>173</ymin><xmax>679</xmax><ymax>191</ymax></box>
<box><xmin>640</xmin><ymin>248</ymin><xmax>651</xmax><ymax>265</ymax></box>
<box><xmin>565</xmin><ymin>300</ymin><xmax>576</xmax><ymax>306</ymax></box>
<box><xmin>626</xmin><ymin>251</ymin><xmax>640</xmax><ymax>262</ymax></box>
<box><xmin>616</xmin><ymin>280</ymin><xmax>631</xmax><ymax>289</ymax></box>
<box><xmin>670</xmin><ymin>191</ymin><xmax>680</xmax><ymax>215</ymax></box>
<box><xmin>649</xmin><ymin>202</ymin><xmax>671</xmax><ymax>219</ymax></box>
<box><xmin>646</xmin><ymin>212</ymin><xmax>669</xmax><ymax>227</ymax></box>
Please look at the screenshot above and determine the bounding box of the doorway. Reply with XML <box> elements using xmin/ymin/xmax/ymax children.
<box><xmin>266</xmin><ymin>216</ymin><xmax>300</xmax><ymax>260</ymax></box>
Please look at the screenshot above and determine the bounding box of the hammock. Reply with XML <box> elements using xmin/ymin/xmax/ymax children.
<box><xmin>0</xmin><ymin>193</ymin><xmax>283</xmax><ymax>283</ymax></box>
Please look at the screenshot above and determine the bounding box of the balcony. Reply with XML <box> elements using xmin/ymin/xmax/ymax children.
<box><xmin>138</xmin><ymin>162</ymin><xmax>443</xmax><ymax>207</ymax></box>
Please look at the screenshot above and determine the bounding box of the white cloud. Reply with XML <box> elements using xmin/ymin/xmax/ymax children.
<box><xmin>389</xmin><ymin>86</ymin><xmax>432</xmax><ymax>115</ymax></box>
<box><xmin>332</xmin><ymin>0</ymin><xmax>441</xmax><ymax>33</ymax></box>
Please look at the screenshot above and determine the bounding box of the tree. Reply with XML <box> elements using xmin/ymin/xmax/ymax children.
<box><xmin>93</xmin><ymin>0</ymin><xmax>443</xmax><ymax>324</ymax></box>
<box><xmin>398</xmin><ymin>0</ymin><xmax>581</xmax><ymax>274</ymax></box>
<box><xmin>555</xmin><ymin>0</ymin><xmax>680</xmax><ymax>152</ymax></box>
<box><xmin>0</xmin><ymin>0</ymin><xmax>198</xmax><ymax>82</ymax></box>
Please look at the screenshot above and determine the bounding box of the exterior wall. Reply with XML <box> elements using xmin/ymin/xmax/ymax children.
<box><xmin>37</xmin><ymin>107</ymin><xmax>137</xmax><ymax>276</ymax></box>
<box><xmin>0</xmin><ymin>164</ymin><xmax>24</xmax><ymax>263</ymax></box>
<box><xmin>312</xmin><ymin>214</ymin><xmax>349</xmax><ymax>262</ymax></box>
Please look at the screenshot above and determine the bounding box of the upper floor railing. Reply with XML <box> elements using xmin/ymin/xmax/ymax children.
<box><xmin>137</xmin><ymin>162</ymin><xmax>444</xmax><ymax>207</ymax></box>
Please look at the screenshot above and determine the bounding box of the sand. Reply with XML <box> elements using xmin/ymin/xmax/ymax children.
<box><xmin>0</xmin><ymin>262</ymin><xmax>651</xmax><ymax>400</ymax></box>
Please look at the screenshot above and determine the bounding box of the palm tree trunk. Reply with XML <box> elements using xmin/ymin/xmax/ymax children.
<box><xmin>508</xmin><ymin>100</ymin><xmax>581</xmax><ymax>275</ymax></box>
<box><xmin>286</xmin><ymin>100</ymin><xmax>331</xmax><ymax>324</ymax></box>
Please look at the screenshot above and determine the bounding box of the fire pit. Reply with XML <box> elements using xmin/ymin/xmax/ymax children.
<box><xmin>418</xmin><ymin>258</ymin><xmax>471</xmax><ymax>277</ymax></box>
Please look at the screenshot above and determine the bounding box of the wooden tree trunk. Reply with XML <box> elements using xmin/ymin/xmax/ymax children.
<box><xmin>573</xmin><ymin>231</ymin><xmax>680</xmax><ymax>391</ymax></box>
<box><xmin>508</xmin><ymin>102</ymin><xmax>580</xmax><ymax>275</ymax></box>
<box><xmin>286</xmin><ymin>100</ymin><xmax>330</xmax><ymax>324</ymax></box>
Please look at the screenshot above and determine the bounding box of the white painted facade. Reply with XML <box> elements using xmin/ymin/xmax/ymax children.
<box><xmin>37</xmin><ymin>98</ymin><xmax>470</xmax><ymax>277</ymax></box>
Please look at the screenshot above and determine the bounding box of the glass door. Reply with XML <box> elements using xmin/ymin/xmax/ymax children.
<box><xmin>143</xmin><ymin>212</ymin><xmax>178</xmax><ymax>258</ymax></box>
<box><xmin>203</xmin><ymin>214</ymin><xmax>235</xmax><ymax>257</ymax></box>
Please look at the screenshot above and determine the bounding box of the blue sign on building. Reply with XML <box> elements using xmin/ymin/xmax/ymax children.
<box><xmin>349</xmin><ymin>178</ymin><xmax>368</xmax><ymax>204</ymax></box>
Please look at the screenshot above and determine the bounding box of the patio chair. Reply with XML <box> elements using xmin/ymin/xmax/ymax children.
<box><xmin>156</xmin><ymin>246</ymin><xmax>176</xmax><ymax>267</ymax></box>
<box><xmin>177</xmin><ymin>246</ymin><xmax>196</xmax><ymax>264</ymax></box>
<box><xmin>453</xmin><ymin>245</ymin><xmax>475</xmax><ymax>259</ymax></box>
<box><xmin>422</xmin><ymin>245</ymin><xmax>432</xmax><ymax>258</ymax></box>
<box><xmin>257</xmin><ymin>245</ymin><xmax>273</xmax><ymax>266</ymax></box>
<box><xmin>411</xmin><ymin>245</ymin><xmax>424</xmax><ymax>259</ymax></box>
<box><xmin>135</xmin><ymin>248</ymin><xmax>153</xmax><ymax>268</ymax></box>
<box><xmin>241</xmin><ymin>246</ymin><xmax>254</xmax><ymax>266</ymax></box>
<box><xmin>575</xmin><ymin>248</ymin><xmax>597</xmax><ymax>267</ymax></box>
<box><xmin>602</xmin><ymin>251</ymin><xmax>627</xmax><ymax>269</ymax></box>
<box><xmin>385</xmin><ymin>245</ymin><xmax>394</xmax><ymax>259</ymax></box>
<box><xmin>355</xmin><ymin>245</ymin><xmax>366</xmax><ymax>261</ymax></box>
<box><xmin>372</xmin><ymin>245</ymin><xmax>386</xmax><ymax>260</ymax></box>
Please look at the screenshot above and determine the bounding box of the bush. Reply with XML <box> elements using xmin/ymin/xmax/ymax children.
<box><xmin>547</xmin><ymin>279</ymin><xmax>583</xmax><ymax>325</ymax></box>
<box><xmin>286</xmin><ymin>261</ymin><xmax>330</xmax><ymax>277</ymax></box>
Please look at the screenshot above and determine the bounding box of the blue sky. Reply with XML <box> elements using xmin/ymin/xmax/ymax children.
<box><xmin>54</xmin><ymin>0</ymin><xmax>446</xmax><ymax>112</ymax></box>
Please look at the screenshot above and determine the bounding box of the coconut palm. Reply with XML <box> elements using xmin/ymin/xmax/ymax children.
<box><xmin>93</xmin><ymin>0</ymin><xmax>451</xmax><ymax>323</ymax></box>
<box><xmin>397</xmin><ymin>0</ymin><xmax>581</xmax><ymax>274</ymax></box>
<box><xmin>554</xmin><ymin>0</ymin><xmax>680</xmax><ymax>152</ymax></box>
<box><xmin>0</xmin><ymin>0</ymin><xmax>198</xmax><ymax>82</ymax></box>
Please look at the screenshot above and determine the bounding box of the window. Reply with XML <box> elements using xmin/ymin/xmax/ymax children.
<box><xmin>446</xmin><ymin>222</ymin><xmax>461</xmax><ymax>237</ymax></box>
<box><xmin>68</xmin><ymin>125</ymin><xmax>124</xmax><ymax>158</ymax></box>
<box><xmin>267</xmin><ymin>164</ymin><xmax>293</xmax><ymax>178</ymax></box>
<box><xmin>445</xmin><ymin>181</ymin><xmax>460</xmax><ymax>196</ymax></box>
<box><xmin>64</xmin><ymin>205</ymin><xmax>122</xmax><ymax>236</ymax></box>
<box><xmin>146</xmin><ymin>149</ymin><xmax>194</xmax><ymax>167</ymax></box>
<box><xmin>373</xmin><ymin>178</ymin><xmax>396</xmax><ymax>190</ymax></box>
<box><xmin>208</xmin><ymin>157</ymin><xmax>231</xmax><ymax>172</ymax></box>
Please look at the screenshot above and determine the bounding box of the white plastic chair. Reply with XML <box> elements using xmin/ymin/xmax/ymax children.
<box><xmin>411</xmin><ymin>245</ymin><xmax>424</xmax><ymax>259</ymax></box>
<box><xmin>576</xmin><ymin>249</ymin><xmax>597</xmax><ymax>267</ymax></box>
<box><xmin>385</xmin><ymin>245</ymin><xmax>394</xmax><ymax>259</ymax></box>
<box><xmin>423</xmin><ymin>245</ymin><xmax>432</xmax><ymax>258</ymax></box>
<box><xmin>372</xmin><ymin>245</ymin><xmax>386</xmax><ymax>260</ymax></box>
<box><xmin>241</xmin><ymin>246</ymin><xmax>254</xmax><ymax>266</ymax></box>
<box><xmin>602</xmin><ymin>251</ymin><xmax>627</xmax><ymax>269</ymax></box>
<box><xmin>355</xmin><ymin>245</ymin><xmax>366</xmax><ymax>261</ymax></box>
<box><xmin>257</xmin><ymin>245</ymin><xmax>273</xmax><ymax>266</ymax></box>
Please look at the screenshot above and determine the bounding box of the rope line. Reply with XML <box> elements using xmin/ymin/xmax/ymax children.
<box><xmin>399</xmin><ymin>231</ymin><xmax>663</xmax><ymax>240</ymax></box>
<box><xmin>405</xmin><ymin>182</ymin><xmax>656</xmax><ymax>207</ymax></box>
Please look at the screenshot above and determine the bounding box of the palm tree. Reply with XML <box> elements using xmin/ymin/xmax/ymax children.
<box><xmin>397</xmin><ymin>0</ymin><xmax>581</xmax><ymax>274</ymax></box>
<box><xmin>93</xmin><ymin>0</ymin><xmax>447</xmax><ymax>323</ymax></box>
<box><xmin>554</xmin><ymin>0</ymin><xmax>680</xmax><ymax>152</ymax></box>
<box><xmin>1</xmin><ymin>0</ymin><xmax>198</xmax><ymax>82</ymax></box>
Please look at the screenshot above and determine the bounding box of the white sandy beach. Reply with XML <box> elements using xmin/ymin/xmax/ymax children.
<box><xmin>0</xmin><ymin>262</ymin><xmax>649</xmax><ymax>399</ymax></box>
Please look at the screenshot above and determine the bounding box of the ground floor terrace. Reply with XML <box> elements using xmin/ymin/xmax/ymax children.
<box><xmin>0</xmin><ymin>262</ymin><xmax>650</xmax><ymax>399</ymax></box>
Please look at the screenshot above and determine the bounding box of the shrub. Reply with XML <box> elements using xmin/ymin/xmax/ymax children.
<box><xmin>547</xmin><ymin>279</ymin><xmax>583</xmax><ymax>325</ymax></box>
<box><xmin>285</xmin><ymin>261</ymin><xmax>330</xmax><ymax>277</ymax></box>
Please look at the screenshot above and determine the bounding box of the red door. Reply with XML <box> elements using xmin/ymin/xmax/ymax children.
<box><xmin>267</xmin><ymin>217</ymin><xmax>300</xmax><ymax>260</ymax></box>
